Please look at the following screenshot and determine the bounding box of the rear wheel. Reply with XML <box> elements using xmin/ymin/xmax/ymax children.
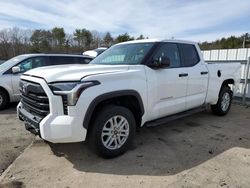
<box><xmin>0</xmin><ymin>90</ymin><xmax>8</xmax><ymax>110</ymax></box>
<box><xmin>211</xmin><ymin>87</ymin><xmax>232</xmax><ymax>116</ymax></box>
<box><xmin>88</xmin><ymin>105</ymin><xmax>136</xmax><ymax>158</ymax></box>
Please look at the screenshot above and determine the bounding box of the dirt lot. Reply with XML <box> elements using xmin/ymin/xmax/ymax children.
<box><xmin>0</xmin><ymin>103</ymin><xmax>34</xmax><ymax>177</ymax></box>
<box><xmin>0</xmin><ymin>104</ymin><xmax>250</xmax><ymax>187</ymax></box>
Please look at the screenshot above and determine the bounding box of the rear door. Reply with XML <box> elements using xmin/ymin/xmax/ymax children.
<box><xmin>179</xmin><ymin>43</ymin><xmax>209</xmax><ymax>109</ymax></box>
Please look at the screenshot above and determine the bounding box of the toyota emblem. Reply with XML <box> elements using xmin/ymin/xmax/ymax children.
<box><xmin>22</xmin><ymin>84</ymin><xmax>27</xmax><ymax>94</ymax></box>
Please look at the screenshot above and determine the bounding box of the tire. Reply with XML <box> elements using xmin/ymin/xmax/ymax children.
<box><xmin>211</xmin><ymin>86</ymin><xmax>233</xmax><ymax>116</ymax></box>
<box><xmin>88</xmin><ymin>105</ymin><xmax>136</xmax><ymax>158</ymax></box>
<box><xmin>0</xmin><ymin>90</ymin><xmax>8</xmax><ymax>110</ymax></box>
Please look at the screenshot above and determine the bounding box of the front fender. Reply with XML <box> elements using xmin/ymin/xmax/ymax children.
<box><xmin>82</xmin><ymin>90</ymin><xmax>144</xmax><ymax>129</ymax></box>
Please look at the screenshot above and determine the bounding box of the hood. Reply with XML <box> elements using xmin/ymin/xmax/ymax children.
<box><xmin>23</xmin><ymin>64</ymin><xmax>129</xmax><ymax>83</ymax></box>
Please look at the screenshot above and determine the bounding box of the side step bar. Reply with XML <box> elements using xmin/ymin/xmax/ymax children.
<box><xmin>145</xmin><ymin>106</ymin><xmax>207</xmax><ymax>127</ymax></box>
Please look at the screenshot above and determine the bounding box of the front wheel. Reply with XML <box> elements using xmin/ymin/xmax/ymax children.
<box><xmin>0</xmin><ymin>90</ymin><xmax>8</xmax><ymax>110</ymax></box>
<box><xmin>211</xmin><ymin>87</ymin><xmax>233</xmax><ymax>116</ymax></box>
<box><xmin>88</xmin><ymin>105</ymin><xmax>136</xmax><ymax>158</ymax></box>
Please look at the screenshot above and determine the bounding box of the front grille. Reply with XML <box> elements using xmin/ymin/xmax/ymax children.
<box><xmin>62</xmin><ymin>95</ymin><xmax>68</xmax><ymax>115</ymax></box>
<box><xmin>20</xmin><ymin>80</ymin><xmax>50</xmax><ymax>120</ymax></box>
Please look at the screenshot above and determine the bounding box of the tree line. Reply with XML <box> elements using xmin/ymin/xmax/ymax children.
<box><xmin>0</xmin><ymin>27</ymin><xmax>146</xmax><ymax>60</ymax></box>
<box><xmin>199</xmin><ymin>33</ymin><xmax>250</xmax><ymax>50</ymax></box>
<box><xmin>0</xmin><ymin>27</ymin><xmax>249</xmax><ymax>60</ymax></box>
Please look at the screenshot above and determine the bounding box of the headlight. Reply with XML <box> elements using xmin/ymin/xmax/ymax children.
<box><xmin>49</xmin><ymin>81</ymin><xmax>100</xmax><ymax>106</ymax></box>
<box><xmin>49</xmin><ymin>82</ymin><xmax>79</xmax><ymax>92</ymax></box>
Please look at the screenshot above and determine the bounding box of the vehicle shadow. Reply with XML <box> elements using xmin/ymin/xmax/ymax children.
<box><xmin>49</xmin><ymin>105</ymin><xmax>250</xmax><ymax>176</ymax></box>
<box><xmin>0</xmin><ymin>103</ymin><xmax>18</xmax><ymax>115</ymax></box>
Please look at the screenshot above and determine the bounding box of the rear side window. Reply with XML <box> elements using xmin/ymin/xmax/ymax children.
<box><xmin>49</xmin><ymin>56</ymin><xmax>76</xmax><ymax>65</ymax></box>
<box><xmin>179</xmin><ymin>44</ymin><xmax>200</xmax><ymax>67</ymax></box>
<box><xmin>77</xmin><ymin>57</ymin><xmax>92</xmax><ymax>64</ymax></box>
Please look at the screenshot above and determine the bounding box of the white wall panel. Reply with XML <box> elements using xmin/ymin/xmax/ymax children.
<box><xmin>202</xmin><ymin>48</ymin><xmax>250</xmax><ymax>61</ymax></box>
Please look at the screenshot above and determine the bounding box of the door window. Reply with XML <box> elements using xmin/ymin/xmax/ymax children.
<box><xmin>17</xmin><ymin>57</ymin><xmax>46</xmax><ymax>72</ymax></box>
<box><xmin>77</xmin><ymin>57</ymin><xmax>92</xmax><ymax>64</ymax></box>
<box><xmin>153</xmin><ymin>43</ymin><xmax>181</xmax><ymax>68</ymax></box>
<box><xmin>179</xmin><ymin>44</ymin><xmax>200</xmax><ymax>67</ymax></box>
<box><xmin>49</xmin><ymin>56</ymin><xmax>76</xmax><ymax>65</ymax></box>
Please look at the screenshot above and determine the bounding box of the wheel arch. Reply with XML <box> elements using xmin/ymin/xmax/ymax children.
<box><xmin>83</xmin><ymin>90</ymin><xmax>145</xmax><ymax>130</ymax></box>
<box><xmin>219</xmin><ymin>78</ymin><xmax>235</xmax><ymax>94</ymax></box>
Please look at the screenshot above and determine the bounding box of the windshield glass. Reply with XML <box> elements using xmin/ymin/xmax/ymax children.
<box><xmin>90</xmin><ymin>43</ymin><xmax>154</xmax><ymax>65</ymax></box>
<box><xmin>0</xmin><ymin>55</ymin><xmax>28</xmax><ymax>71</ymax></box>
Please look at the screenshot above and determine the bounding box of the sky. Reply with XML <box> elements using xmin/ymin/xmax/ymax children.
<box><xmin>0</xmin><ymin>0</ymin><xmax>249</xmax><ymax>42</ymax></box>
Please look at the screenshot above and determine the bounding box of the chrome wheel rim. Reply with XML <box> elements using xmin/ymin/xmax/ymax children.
<box><xmin>101</xmin><ymin>115</ymin><xmax>130</xmax><ymax>150</ymax></box>
<box><xmin>221</xmin><ymin>92</ymin><xmax>230</xmax><ymax>112</ymax></box>
<box><xmin>0</xmin><ymin>94</ymin><xmax>3</xmax><ymax>106</ymax></box>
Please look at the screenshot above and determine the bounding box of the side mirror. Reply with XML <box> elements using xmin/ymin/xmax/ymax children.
<box><xmin>12</xmin><ymin>66</ymin><xmax>21</xmax><ymax>74</ymax></box>
<box><xmin>151</xmin><ymin>57</ymin><xmax>171</xmax><ymax>68</ymax></box>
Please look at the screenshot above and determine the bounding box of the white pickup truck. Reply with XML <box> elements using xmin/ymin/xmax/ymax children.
<box><xmin>17</xmin><ymin>39</ymin><xmax>241</xmax><ymax>158</ymax></box>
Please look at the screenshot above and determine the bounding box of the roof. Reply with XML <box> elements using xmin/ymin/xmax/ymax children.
<box><xmin>96</xmin><ymin>47</ymin><xmax>108</xmax><ymax>50</ymax></box>
<box><xmin>116</xmin><ymin>39</ymin><xmax>197</xmax><ymax>45</ymax></box>
<box><xmin>17</xmin><ymin>53</ymin><xmax>93</xmax><ymax>58</ymax></box>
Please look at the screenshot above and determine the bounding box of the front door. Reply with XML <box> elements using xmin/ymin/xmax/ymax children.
<box><xmin>145</xmin><ymin>43</ymin><xmax>188</xmax><ymax>121</ymax></box>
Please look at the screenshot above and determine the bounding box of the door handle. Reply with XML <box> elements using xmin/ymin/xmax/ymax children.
<box><xmin>200</xmin><ymin>71</ymin><xmax>208</xmax><ymax>75</ymax></box>
<box><xmin>179</xmin><ymin>73</ymin><xmax>188</xmax><ymax>77</ymax></box>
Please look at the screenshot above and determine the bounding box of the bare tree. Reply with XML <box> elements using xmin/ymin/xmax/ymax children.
<box><xmin>0</xmin><ymin>29</ymin><xmax>11</xmax><ymax>59</ymax></box>
<box><xmin>91</xmin><ymin>30</ymin><xmax>102</xmax><ymax>49</ymax></box>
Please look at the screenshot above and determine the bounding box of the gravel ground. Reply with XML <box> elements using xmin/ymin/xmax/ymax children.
<box><xmin>0</xmin><ymin>103</ymin><xmax>34</xmax><ymax>176</ymax></box>
<box><xmin>0</xmin><ymin>104</ymin><xmax>250</xmax><ymax>187</ymax></box>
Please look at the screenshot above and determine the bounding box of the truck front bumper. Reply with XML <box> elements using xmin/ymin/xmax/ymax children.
<box><xmin>17</xmin><ymin>75</ymin><xmax>87</xmax><ymax>143</ymax></box>
<box><xmin>18</xmin><ymin>102</ymin><xmax>87</xmax><ymax>143</ymax></box>
<box><xmin>18</xmin><ymin>104</ymin><xmax>40</xmax><ymax>135</ymax></box>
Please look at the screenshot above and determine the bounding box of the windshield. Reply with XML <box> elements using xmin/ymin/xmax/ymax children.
<box><xmin>90</xmin><ymin>43</ymin><xmax>154</xmax><ymax>65</ymax></box>
<box><xmin>0</xmin><ymin>55</ymin><xmax>28</xmax><ymax>71</ymax></box>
